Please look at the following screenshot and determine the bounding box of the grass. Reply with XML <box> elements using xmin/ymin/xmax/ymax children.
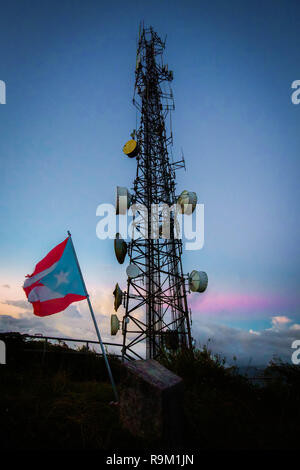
<box><xmin>0</xmin><ymin>332</ymin><xmax>299</xmax><ymax>450</ymax></box>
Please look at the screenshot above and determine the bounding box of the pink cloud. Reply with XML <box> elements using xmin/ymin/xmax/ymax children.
<box><xmin>190</xmin><ymin>291</ymin><xmax>300</xmax><ymax>316</ymax></box>
<box><xmin>271</xmin><ymin>315</ymin><xmax>291</xmax><ymax>327</ymax></box>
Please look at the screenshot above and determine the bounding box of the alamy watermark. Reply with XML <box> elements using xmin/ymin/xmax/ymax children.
<box><xmin>0</xmin><ymin>340</ymin><xmax>6</xmax><ymax>364</ymax></box>
<box><xmin>291</xmin><ymin>80</ymin><xmax>300</xmax><ymax>105</ymax></box>
<box><xmin>0</xmin><ymin>80</ymin><xmax>6</xmax><ymax>104</ymax></box>
<box><xmin>291</xmin><ymin>340</ymin><xmax>300</xmax><ymax>365</ymax></box>
<box><xmin>96</xmin><ymin>201</ymin><xmax>204</xmax><ymax>250</ymax></box>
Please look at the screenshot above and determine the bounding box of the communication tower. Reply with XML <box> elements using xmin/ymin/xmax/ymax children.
<box><xmin>111</xmin><ymin>25</ymin><xmax>208</xmax><ymax>360</ymax></box>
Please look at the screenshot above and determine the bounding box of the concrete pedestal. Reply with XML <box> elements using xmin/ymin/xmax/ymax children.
<box><xmin>119</xmin><ymin>359</ymin><xmax>183</xmax><ymax>446</ymax></box>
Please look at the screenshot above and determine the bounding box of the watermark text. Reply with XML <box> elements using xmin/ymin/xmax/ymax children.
<box><xmin>0</xmin><ymin>80</ymin><xmax>6</xmax><ymax>104</ymax></box>
<box><xmin>291</xmin><ymin>80</ymin><xmax>300</xmax><ymax>105</ymax></box>
<box><xmin>291</xmin><ymin>339</ymin><xmax>300</xmax><ymax>365</ymax></box>
<box><xmin>0</xmin><ymin>340</ymin><xmax>6</xmax><ymax>364</ymax></box>
<box><xmin>96</xmin><ymin>201</ymin><xmax>204</xmax><ymax>250</ymax></box>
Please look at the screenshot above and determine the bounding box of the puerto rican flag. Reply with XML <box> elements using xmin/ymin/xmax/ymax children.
<box><xmin>23</xmin><ymin>236</ymin><xmax>87</xmax><ymax>316</ymax></box>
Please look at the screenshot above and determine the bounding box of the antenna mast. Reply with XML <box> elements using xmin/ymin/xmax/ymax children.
<box><xmin>112</xmin><ymin>25</ymin><xmax>208</xmax><ymax>360</ymax></box>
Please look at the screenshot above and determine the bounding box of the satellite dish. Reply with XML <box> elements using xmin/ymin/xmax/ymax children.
<box><xmin>116</xmin><ymin>186</ymin><xmax>132</xmax><ymax>215</ymax></box>
<box><xmin>126</xmin><ymin>264</ymin><xmax>140</xmax><ymax>279</ymax></box>
<box><xmin>111</xmin><ymin>314</ymin><xmax>120</xmax><ymax>335</ymax></box>
<box><xmin>123</xmin><ymin>139</ymin><xmax>140</xmax><ymax>158</ymax></box>
<box><xmin>177</xmin><ymin>190</ymin><xmax>197</xmax><ymax>215</ymax></box>
<box><xmin>113</xmin><ymin>283</ymin><xmax>123</xmax><ymax>311</ymax></box>
<box><xmin>189</xmin><ymin>270</ymin><xmax>208</xmax><ymax>293</ymax></box>
<box><xmin>114</xmin><ymin>233</ymin><xmax>127</xmax><ymax>264</ymax></box>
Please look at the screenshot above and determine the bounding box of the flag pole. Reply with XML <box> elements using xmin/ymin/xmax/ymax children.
<box><xmin>67</xmin><ymin>231</ymin><xmax>119</xmax><ymax>403</ymax></box>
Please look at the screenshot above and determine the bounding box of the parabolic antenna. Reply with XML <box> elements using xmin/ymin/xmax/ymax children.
<box><xmin>123</xmin><ymin>139</ymin><xmax>139</xmax><ymax>158</ymax></box>
<box><xmin>177</xmin><ymin>190</ymin><xmax>197</xmax><ymax>215</ymax></box>
<box><xmin>113</xmin><ymin>283</ymin><xmax>123</xmax><ymax>311</ymax></box>
<box><xmin>126</xmin><ymin>264</ymin><xmax>140</xmax><ymax>279</ymax></box>
<box><xmin>189</xmin><ymin>270</ymin><xmax>208</xmax><ymax>293</ymax></box>
<box><xmin>114</xmin><ymin>233</ymin><xmax>127</xmax><ymax>264</ymax></box>
<box><xmin>115</xmin><ymin>186</ymin><xmax>132</xmax><ymax>215</ymax></box>
<box><xmin>111</xmin><ymin>314</ymin><xmax>120</xmax><ymax>335</ymax></box>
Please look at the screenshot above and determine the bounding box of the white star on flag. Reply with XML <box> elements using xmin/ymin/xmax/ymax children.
<box><xmin>54</xmin><ymin>270</ymin><xmax>69</xmax><ymax>287</ymax></box>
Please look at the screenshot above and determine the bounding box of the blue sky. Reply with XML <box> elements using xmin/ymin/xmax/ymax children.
<box><xmin>0</xmin><ymin>0</ymin><xmax>299</xmax><ymax>364</ymax></box>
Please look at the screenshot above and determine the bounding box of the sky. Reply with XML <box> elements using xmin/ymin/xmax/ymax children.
<box><xmin>0</xmin><ymin>0</ymin><xmax>299</xmax><ymax>365</ymax></box>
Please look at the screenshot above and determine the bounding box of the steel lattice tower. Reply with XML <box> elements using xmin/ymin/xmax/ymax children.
<box><xmin>113</xmin><ymin>25</ymin><xmax>207</xmax><ymax>361</ymax></box>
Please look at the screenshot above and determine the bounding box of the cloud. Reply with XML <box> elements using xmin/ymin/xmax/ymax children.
<box><xmin>271</xmin><ymin>316</ymin><xmax>291</xmax><ymax>328</ymax></box>
<box><xmin>0</xmin><ymin>286</ymin><xmax>123</xmax><ymax>355</ymax></box>
<box><xmin>1</xmin><ymin>300</ymin><xmax>81</xmax><ymax>320</ymax></box>
<box><xmin>0</xmin><ymin>314</ymin><xmax>62</xmax><ymax>336</ymax></box>
<box><xmin>2</xmin><ymin>288</ymin><xmax>297</xmax><ymax>365</ymax></box>
<box><xmin>190</xmin><ymin>290</ymin><xmax>300</xmax><ymax>318</ymax></box>
<box><xmin>2</xmin><ymin>300</ymin><xmax>31</xmax><ymax>310</ymax></box>
<box><xmin>63</xmin><ymin>305</ymin><xmax>82</xmax><ymax>319</ymax></box>
<box><xmin>192</xmin><ymin>317</ymin><xmax>300</xmax><ymax>366</ymax></box>
<box><xmin>249</xmin><ymin>329</ymin><xmax>260</xmax><ymax>335</ymax></box>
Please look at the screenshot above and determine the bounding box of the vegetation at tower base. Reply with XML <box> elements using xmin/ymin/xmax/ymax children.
<box><xmin>0</xmin><ymin>332</ymin><xmax>299</xmax><ymax>450</ymax></box>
